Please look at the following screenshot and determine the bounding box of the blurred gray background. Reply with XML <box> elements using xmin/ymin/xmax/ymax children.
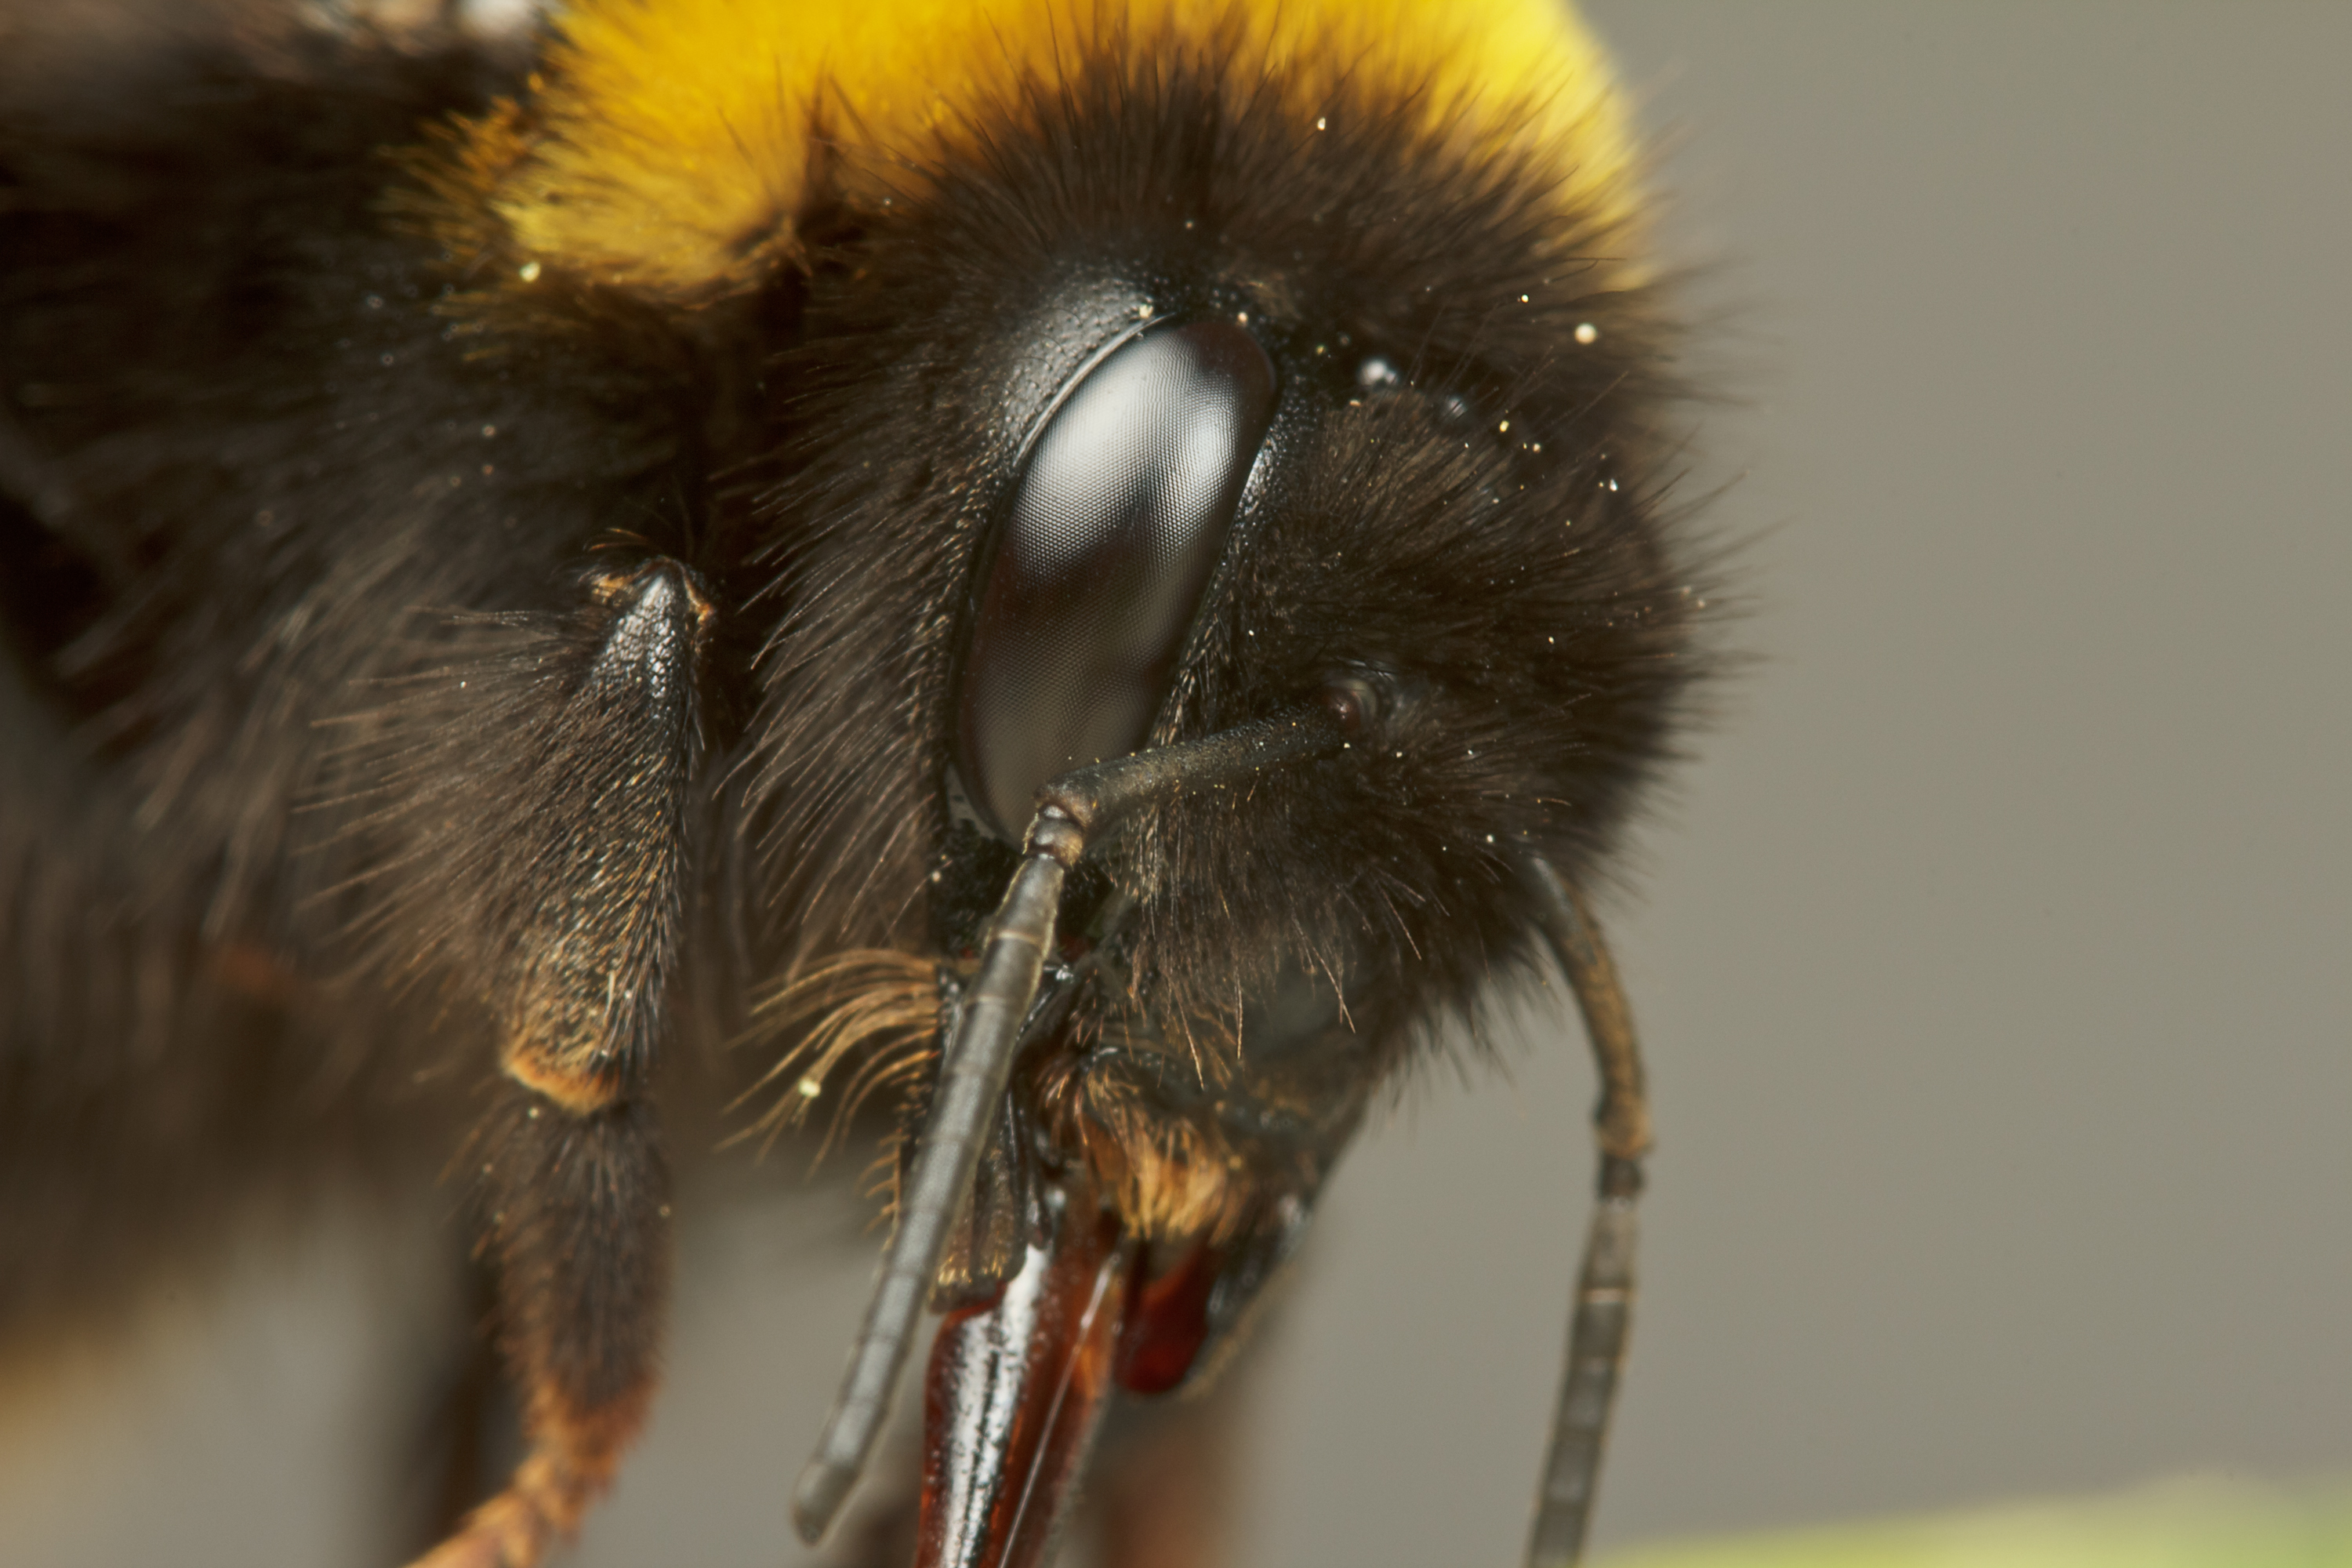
<box><xmin>3</xmin><ymin>2</ymin><xmax>2348</xmax><ymax>1566</ymax></box>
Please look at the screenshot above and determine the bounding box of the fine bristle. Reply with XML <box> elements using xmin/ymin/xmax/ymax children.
<box><xmin>734</xmin><ymin>949</ymin><xmax>941</xmax><ymax>1163</ymax></box>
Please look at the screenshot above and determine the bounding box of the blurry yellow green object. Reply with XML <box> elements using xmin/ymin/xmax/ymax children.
<box><xmin>1599</xmin><ymin>1476</ymin><xmax>2352</xmax><ymax>1568</ymax></box>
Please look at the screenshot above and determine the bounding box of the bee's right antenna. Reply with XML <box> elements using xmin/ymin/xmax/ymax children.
<box><xmin>1519</xmin><ymin>854</ymin><xmax>1651</xmax><ymax>1568</ymax></box>
<box><xmin>789</xmin><ymin>707</ymin><xmax>1346</xmax><ymax>1544</ymax></box>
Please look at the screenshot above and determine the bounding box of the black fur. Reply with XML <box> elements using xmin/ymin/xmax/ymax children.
<box><xmin>470</xmin><ymin>1083</ymin><xmax>672</xmax><ymax>1419</ymax></box>
<box><xmin>0</xmin><ymin>36</ymin><xmax>747</xmax><ymax>1338</ymax></box>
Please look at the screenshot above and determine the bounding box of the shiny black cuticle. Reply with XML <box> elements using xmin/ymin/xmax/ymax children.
<box><xmin>954</xmin><ymin>318</ymin><xmax>1278</xmax><ymax>839</ymax></box>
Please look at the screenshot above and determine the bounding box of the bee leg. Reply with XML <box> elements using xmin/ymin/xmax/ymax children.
<box><xmin>404</xmin><ymin>560</ymin><xmax>711</xmax><ymax>1568</ymax></box>
<box><xmin>419</xmin><ymin>1081</ymin><xmax>673</xmax><ymax>1568</ymax></box>
<box><xmin>1519</xmin><ymin>857</ymin><xmax>1650</xmax><ymax>1568</ymax></box>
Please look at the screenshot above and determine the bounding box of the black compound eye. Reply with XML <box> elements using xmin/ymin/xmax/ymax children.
<box><xmin>955</xmin><ymin>319</ymin><xmax>1279</xmax><ymax>838</ymax></box>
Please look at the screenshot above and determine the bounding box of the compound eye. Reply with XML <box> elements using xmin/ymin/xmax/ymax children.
<box><xmin>955</xmin><ymin>319</ymin><xmax>1279</xmax><ymax>837</ymax></box>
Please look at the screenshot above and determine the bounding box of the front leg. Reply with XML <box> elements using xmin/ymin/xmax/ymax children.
<box><xmin>405</xmin><ymin>559</ymin><xmax>712</xmax><ymax>1568</ymax></box>
<box><xmin>438</xmin><ymin>1083</ymin><xmax>669</xmax><ymax>1567</ymax></box>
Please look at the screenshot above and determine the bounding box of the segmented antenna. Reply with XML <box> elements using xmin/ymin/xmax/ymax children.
<box><xmin>1519</xmin><ymin>854</ymin><xmax>1652</xmax><ymax>1568</ymax></box>
<box><xmin>790</xmin><ymin>708</ymin><xmax>1345</xmax><ymax>1542</ymax></box>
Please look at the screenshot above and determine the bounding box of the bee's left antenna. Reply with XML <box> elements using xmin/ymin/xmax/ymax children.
<box><xmin>1519</xmin><ymin>854</ymin><xmax>1652</xmax><ymax>1567</ymax></box>
<box><xmin>789</xmin><ymin>708</ymin><xmax>1346</xmax><ymax>1543</ymax></box>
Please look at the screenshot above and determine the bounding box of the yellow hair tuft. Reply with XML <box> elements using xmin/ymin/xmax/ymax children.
<box><xmin>435</xmin><ymin>0</ymin><xmax>1639</xmax><ymax>299</ymax></box>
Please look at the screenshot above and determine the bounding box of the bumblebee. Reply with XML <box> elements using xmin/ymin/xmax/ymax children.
<box><xmin>0</xmin><ymin>2</ymin><xmax>1707</xmax><ymax>1563</ymax></box>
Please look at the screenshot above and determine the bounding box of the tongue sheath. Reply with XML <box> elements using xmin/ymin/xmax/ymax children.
<box><xmin>918</xmin><ymin>1199</ymin><xmax>1130</xmax><ymax>1568</ymax></box>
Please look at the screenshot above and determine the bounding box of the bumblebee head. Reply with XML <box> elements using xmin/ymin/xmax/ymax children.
<box><xmin>746</xmin><ymin>24</ymin><xmax>1690</xmax><ymax>1003</ymax></box>
<box><xmin>743</xmin><ymin>29</ymin><xmax>1694</xmax><ymax>1552</ymax></box>
<box><xmin>417</xmin><ymin>2</ymin><xmax>1700</xmax><ymax>1555</ymax></box>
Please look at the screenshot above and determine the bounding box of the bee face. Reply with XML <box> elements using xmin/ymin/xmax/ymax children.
<box><xmin>723</xmin><ymin>30</ymin><xmax>1697</xmax><ymax>1552</ymax></box>
<box><xmin>1</xmin><ymin>3</ymin><xmax>1703</xmax><ymax>1564</ymax></box>
<box><xmin>753</xmin><ymin>25</ymin><xmax>1686</xmax><ymax>1033</ymax></box>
